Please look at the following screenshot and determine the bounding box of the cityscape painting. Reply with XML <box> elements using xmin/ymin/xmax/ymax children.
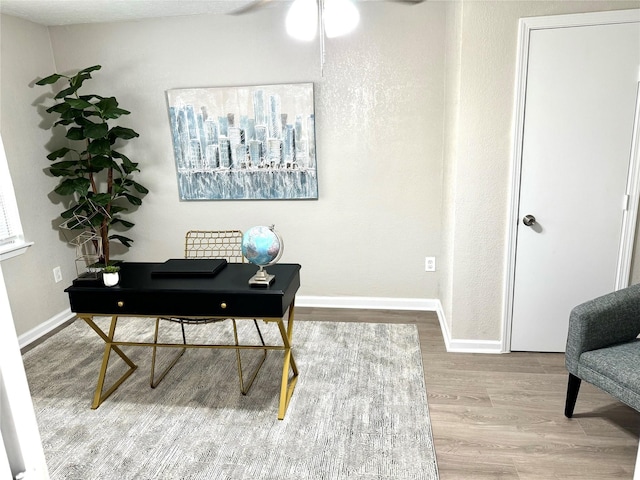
<box><xmin>166</xmin><ymin>83</ymin><xmax>318</xmax><ymax>200</ymax></box>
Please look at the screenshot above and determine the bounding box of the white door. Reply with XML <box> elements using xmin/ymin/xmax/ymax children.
<box><xmin>510</xmin><ymin>17</ymin><xmax>640</xmax><ymax>352</ymax></box>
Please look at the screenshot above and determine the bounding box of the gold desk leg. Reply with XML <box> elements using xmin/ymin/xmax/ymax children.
<box><xmin>150</xmin><ymin>317</ymin><xmax>186</xmax><ymax>388</ymax></box>
<box><xmin>82</xmin><ymin>315</ymin><xmax>137</xmax><ymax>409</ymax></box>
<box><xmin>232</xmin><ymin>319</ymin><xmax>268</xmax><ymax>395</ymax></box>
<box><xmin>276</xmin><ymin>300</ymin><xmax>299</xmax><ymax>420</ymax></box>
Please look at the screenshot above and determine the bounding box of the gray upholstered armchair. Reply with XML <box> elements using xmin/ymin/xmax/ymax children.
<box><xmin>565</xmin><ymin>283</ymin><xmax>640</xmax><ymax>418</ymax></box>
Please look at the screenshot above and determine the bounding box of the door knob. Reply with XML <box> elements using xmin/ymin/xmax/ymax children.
<box><xmin>523</xmin><ymin>215</ymin><xmax>536</xmax><ymax>226</ymax></box>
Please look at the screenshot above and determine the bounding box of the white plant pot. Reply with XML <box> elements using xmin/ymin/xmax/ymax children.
<box><xmin>102</xmin><ymin>272</ymin><xmax>119</xmax><ymax>287</ymax></box>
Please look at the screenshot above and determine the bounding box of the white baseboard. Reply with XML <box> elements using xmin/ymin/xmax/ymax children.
<box><xmin>21</xmin><ymin>298</ymin><xmax>504</xmax><ymax>354</ymax></box>
<box><xmin>434</xmin><ymin>302</ymin><xmax>503</xmax><ymax>354</ymax></box>
<box><xmin>445</xmin><ymin>338</ymin><xmax>504</xmax><ymax>354</ymax></box>
<box><xmin>296</xmin><ymin>295</ymin><xmax>440</xmax><ymax>311</ymax></box>
<box><xmin>297</xmin><ymin>295</ymin><xmax>504</xmax><ymax>354</ymax></box>
<box><xmin>18</xmin><ymin>308</ymin><xmax>75</xmax><ymax>349</ymax></box>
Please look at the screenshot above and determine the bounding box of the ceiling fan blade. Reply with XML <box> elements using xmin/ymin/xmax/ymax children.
<box><xmin>229</xmin><ymin>0</ymin><xmax>274</xmax><ymax>16</ymax></box>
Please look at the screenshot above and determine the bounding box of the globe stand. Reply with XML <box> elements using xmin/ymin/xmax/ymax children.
<box><xmin>249</xmin><ymin>265</ymin><xmax>276</xmax><ymax>287</ymax></box>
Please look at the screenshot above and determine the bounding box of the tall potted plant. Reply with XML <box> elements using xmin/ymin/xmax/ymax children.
<box><xmin>35</xmin><ymin>65</ymin><xmax>148</xmax><ymax>265</ymax></box>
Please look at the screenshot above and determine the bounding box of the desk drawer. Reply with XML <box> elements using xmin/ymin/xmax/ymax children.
<box><xmin>68</xmin><ymin>290</ymin><xmax>288</xmax><ymax>318</ymax></box>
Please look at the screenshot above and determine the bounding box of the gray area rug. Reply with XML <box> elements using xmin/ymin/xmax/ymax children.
<box><xmin>23</xmin><ymin>318</ymin><xmax>439</xmax><ymax>479</ymax></box>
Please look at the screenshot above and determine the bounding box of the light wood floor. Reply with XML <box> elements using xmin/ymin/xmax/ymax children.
<box><xmin>296</xmin><ymin>307</ymin><xmax>640</xmax><ymax>480</ymax></box>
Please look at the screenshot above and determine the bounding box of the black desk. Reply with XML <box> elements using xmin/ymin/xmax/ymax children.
<box><xmin>65</xmin><ymin>262</ymin><xmax>301</xmax><ymax>419</ymax></box>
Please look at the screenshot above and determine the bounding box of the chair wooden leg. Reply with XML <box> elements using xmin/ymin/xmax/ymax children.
<box><xmin>565</xmin><ymin>373</ymin><xmax>581</xmax><ymax>418</ymax></box>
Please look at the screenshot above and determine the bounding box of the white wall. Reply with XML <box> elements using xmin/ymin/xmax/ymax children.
<box><xmin>0</xmin><ymin>14</ymin><xmax>77</xmax><ymax>337</ymax></box>
<box><xmin>0</xmin><ymin>263</ymin><xmax>49</xmax><ymax>478</ymax></box>
<box><xmin>442</xmin><ymin>0</ymin><xmax>640</xmax><ymax>342</ymax></box>
<box><xmin>440</xmin><ymin>1</ymin><xmax>463</xmax><ymax>335</ymax></box>
<box><xmin>41</xmin><ymin>2</ymin><xmax>445</xmax><ymax>301</ymax></box>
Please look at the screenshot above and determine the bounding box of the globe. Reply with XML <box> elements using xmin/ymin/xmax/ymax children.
<box><xmin>241</xmin><ymin>225</ymin><xmax>284</xmax><ymax>286</ymax></box>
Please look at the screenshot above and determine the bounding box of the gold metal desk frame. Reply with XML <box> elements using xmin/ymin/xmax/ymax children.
<box><xmin>78</xmin><ymin>300</ymin><xmax>298</xmax><ymax>420</ymax></box>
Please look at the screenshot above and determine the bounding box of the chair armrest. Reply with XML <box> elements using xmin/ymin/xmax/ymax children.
<box><xmin>565</xmin><ymin>283</ymin><xmax>640</xmax><ymax>374</ymax></box>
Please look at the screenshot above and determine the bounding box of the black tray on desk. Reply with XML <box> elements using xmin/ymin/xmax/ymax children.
<box><xmin>151</xmin><ymin>258</ymin><xmax>227</xmax><ymax>278</ymax></box>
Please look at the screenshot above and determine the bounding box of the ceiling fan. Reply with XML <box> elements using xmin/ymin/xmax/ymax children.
<box><xmin>231</xmin><ymin>0</ymin><xmax>425</xmax><ymax>74</ymax></box>
<box><xmin>232</xmin><ymin>0</ymin><xmax>425</xmax><ymax>17</ymax></box>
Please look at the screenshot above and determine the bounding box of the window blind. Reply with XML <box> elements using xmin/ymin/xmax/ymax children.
<box><xmin>0</xmin><ymin>187</ymin><xmax>16</xmax><ymax>245</ymax></box>
<box><xmin>0</xmin><ymin>135</ymin><xmax>29</xmax><ymax>259</ymax></box>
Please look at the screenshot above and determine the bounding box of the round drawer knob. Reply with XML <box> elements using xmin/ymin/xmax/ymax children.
<box><xmin>117</xmin><ymin>301</ymin><xmax>124</xmax><ymax>307</ymax></box>
<box><xmin>220</xmin><ymin>302</ymin><xmax>227</xmax><ymax>309</ymax></box>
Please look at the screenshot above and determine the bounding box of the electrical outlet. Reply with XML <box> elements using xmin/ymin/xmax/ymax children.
<box><xmin>53</xmin><ymin>266</ymin><xmax>62</xmax><ymax>283</ymax></box>
<box><xmin>425</xmin><ymin>257</ymin><xmax>436</xmax><ymax>272</ymax></box>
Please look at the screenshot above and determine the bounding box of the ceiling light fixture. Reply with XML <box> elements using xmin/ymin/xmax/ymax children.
<box><xmin>285</xmin><ymin>0</ymin><xmax>360</xmax><ymax>74</ymax></box>
<box><xmin>323</xmin><ymin>0</ymin><xmax>360</xmax><ymax>38</ymax></box>
<box><xmin>285</xmin><ymin>0</ymin><xmax>318</xmax><ymax>42</ymax></box>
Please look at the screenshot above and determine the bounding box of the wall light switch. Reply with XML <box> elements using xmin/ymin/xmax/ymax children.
<box><xmin>53</xmin><ymin>266</ymin><xmax>62</xmax><ymax>283</ymax></box>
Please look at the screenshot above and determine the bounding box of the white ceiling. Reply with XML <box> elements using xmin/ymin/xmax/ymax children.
<box><xmin>0</xmin><ymin>0</ymin><xmax>420</xmax><ymax>28</ymax></box>
<box><xmin>0</xmin><ymin>0</ymin><xmax>280</xmax><ymax>26</ymax></box>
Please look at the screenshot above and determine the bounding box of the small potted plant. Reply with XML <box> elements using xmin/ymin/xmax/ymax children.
<box><xmin>102</xmin><ymin>264</ymin><xmax>121</xmax><ymax>287</ymax></box>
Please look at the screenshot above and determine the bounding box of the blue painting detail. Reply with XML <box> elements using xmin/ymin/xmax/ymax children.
<box><xmin>167</xmin><ymin>83</ymin><xmax>318</xmax><ymax>200</ymax></box>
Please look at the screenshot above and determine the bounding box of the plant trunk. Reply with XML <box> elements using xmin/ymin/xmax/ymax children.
<box><xmin>100</xmin><ymin>222</ymin><xmax>109</xmax><ymax>265</ymax></box>
<box><xmin>101</xmin><ymin>166</ymin><xmax>114</xmax><ymax>265</ymax></box>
